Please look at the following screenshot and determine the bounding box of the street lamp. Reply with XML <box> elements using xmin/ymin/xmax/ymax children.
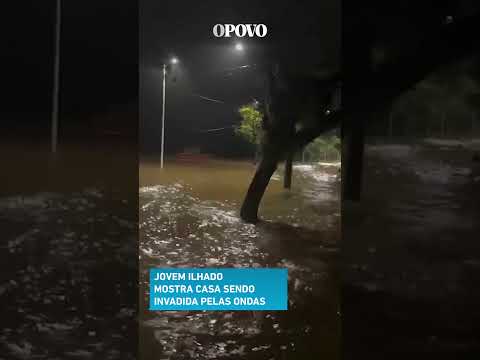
<box><xmin>235</xmin><ymin>42</ymin><xmax>244</xmax><ymax>52</ymax></box>
<box><xmin>161</xmin><ymin>57</ymin><xmax>179</xmax><ymax>169</ymax></box>
<box><xmin>160</xmin><ymin>45</ymin><xmax>245</xmax><ymax>168</ymax></box>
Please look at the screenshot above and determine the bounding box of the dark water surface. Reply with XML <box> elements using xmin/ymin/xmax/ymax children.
<box><xmin>0</xmin><ymin>190</ymin><xmax>137</xmax><ymax>359</ymax></box>
<box><xmin>139</xmin><ymin>159</ymin><xmax>341</xmax><ymax>360</ymax></box>
<box><xmin>0</xmin><ymin>141</ymin><xmax>138</xmax><ymax>359</ymax></box>
<box><xmin>342</xmin><ymin>142</ymin><xmax>480</xmax><ymax>358</ymax></box>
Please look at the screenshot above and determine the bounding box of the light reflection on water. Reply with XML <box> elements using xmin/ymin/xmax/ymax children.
<box><xmin>139</xmin><ymin>160</ymin><xmax>340</xmax><ymax>360</ymax></box>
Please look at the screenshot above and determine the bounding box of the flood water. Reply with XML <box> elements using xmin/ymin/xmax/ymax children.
<box><xmin>342</xmin><ymin>141</ymin><xmax>480</xmax><ymax>357</ymax></box>
<box><xmin>139</xmin><ymin>159</ymin><xmax>341</xmax><ymax>360</ymax></box>
<box><xmin>0</xmin><ymin>141</ymin><xmax>137</xmax><ymax>359</ymax></box>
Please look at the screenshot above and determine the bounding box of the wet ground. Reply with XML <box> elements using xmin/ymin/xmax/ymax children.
<box><xmin>342</xmin><ymin>140</ymin><xmax>480</xmax><ymax>359</ymax></box>
<box><xmin>139</xmin><ymin>159</ymin><xmax>341</xmax><ymax>360</ymax></box>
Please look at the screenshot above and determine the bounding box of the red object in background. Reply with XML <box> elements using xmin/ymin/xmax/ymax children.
<box><xmin>175</xmin><ymin>152</ymin><xmax>210</xmax><ymax>163</ymax></box>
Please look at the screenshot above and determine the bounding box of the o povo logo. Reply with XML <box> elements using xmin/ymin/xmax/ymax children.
<box><xmin>213</xmin><ymin>24</ymin><xmax>268</xmax><ymax>38</ymax></box>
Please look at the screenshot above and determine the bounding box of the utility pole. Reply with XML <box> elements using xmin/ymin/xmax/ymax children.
<box><xmin>159</xmin><ymin>57</ymin><xmax>178</xmax><ymax>169</ymax></box>
<box><xmin>161</xmin><ymin>64</ymin><xmax>166</xmax><ymax>169</ymax></box>
<box><xmin>51</xmin><ymin>0</ymin><xmax>61</xmax><ymax>153</ymax></box>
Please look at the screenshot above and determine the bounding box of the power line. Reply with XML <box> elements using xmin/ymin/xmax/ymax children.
<box><xmin>191</xmin><ymin>93</ymin><xmax>225</xmax><ymax>103</ymax></box>
<box><xmin>195</xmin><ymin>125</ymin><xmax>235</xmax><ymax>133</ymax></box>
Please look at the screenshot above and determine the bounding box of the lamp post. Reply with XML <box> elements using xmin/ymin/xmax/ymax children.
<box><xmin>160</xmin><ymin>42</ymin><xmax>241</xmax><ymax>168</ymax></box>
<box><xmin>161</xmin><ymin>63</ymin><xmax>166</xmax><ymax>169</ymax></box>
<box><xmin>160</xmin><ymin>57</ymin><xmax>178</xmax><ymax>169</ymax></box>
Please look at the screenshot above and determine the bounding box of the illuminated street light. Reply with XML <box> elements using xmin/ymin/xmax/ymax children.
<box><xmin>161</xmin><ymin>57</ymin><xmax>179</xmax><ymax>169</ymax></box>
<box><xmin>161</xmin><ymin>46</ymin><xmax>245</xmax><ymax>169</ymax></box>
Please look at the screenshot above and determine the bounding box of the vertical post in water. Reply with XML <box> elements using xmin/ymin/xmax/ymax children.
<box><xmin>51</xmin><ymin>0</ymin><xmax>61</xmax><ymax>153</ymax></box>
<box><xmin>284</xmin><ymin>151</ymin><xmax>293</xmax><ymax>189</ymax></box>
<box><xmin>161</xmin><ymin>64</ymin><xmax>166</xmax><ymax>169</ymax></box>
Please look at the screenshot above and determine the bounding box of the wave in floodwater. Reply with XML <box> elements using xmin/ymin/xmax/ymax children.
<box><xmin>139</xmin><ymin>169</ymin><xmax>340</xmax><ymax>360</ymax></box>
<box><xmin>140</xmin><ymin>184</ymin><xmax>264</xmax><ymax>268</ymax></box>
<box><xmin>1</xmin><ymin>188</ymin><xmax>136</xmax><ymax>360</ymax></box>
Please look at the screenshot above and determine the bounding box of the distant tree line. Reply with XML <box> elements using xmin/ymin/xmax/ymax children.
<box><xmin>367</xmin><ymin>60</ymin><xmax>480</xmax><ymax>138</ymax></box>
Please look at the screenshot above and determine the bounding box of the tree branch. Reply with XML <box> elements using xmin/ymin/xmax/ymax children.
<box><xmin>292</xmin><ymin>12</ymin><xmax>480</xmax><ymax>148</ymax></box>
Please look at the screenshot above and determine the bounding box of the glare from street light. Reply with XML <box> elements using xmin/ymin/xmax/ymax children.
<box><xmin>170</xmin><ymin>57</ymin><xmax>179</xmax><ymax>64</ymax></box>
<box><xmin>235</xmin><ymin>42</ymin><xmax>244</xmax><ymax>51</ymax></box>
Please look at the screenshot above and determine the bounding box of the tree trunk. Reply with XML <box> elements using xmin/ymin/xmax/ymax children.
<box><xmin>239</xmin><ymin>13</ymin><xmax>480</xmax><ymax>223</ymax></box>
<box><xmin>240</xmin><ymin>148</ymin><xmax>280</xmax><ymax>223</ymax></box>
<box><xmin>253</xmin><ymin>144</ymin><xmax>260</xmax><ymax>164</ymax></box>
<box><xmin>284</xmin><ymin>151</ymin><xmax>293</xmax><ymax>189</ymax></box>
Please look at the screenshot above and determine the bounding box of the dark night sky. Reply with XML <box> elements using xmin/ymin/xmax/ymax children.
<box><xmin>2</xmin><ymin>1</ymin><xmax>137</xmax><ymax>138</ymax></box>
<box><xmin>140</xmin><ymin>0</ymin><xmax>339</xmax><ymax>156</ymax></box>
<box><xmin>3</xmin><ymin>1</ymin><xmax>477</xmax><ymax>147</ymax></box>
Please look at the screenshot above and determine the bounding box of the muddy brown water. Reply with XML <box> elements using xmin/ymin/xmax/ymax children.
<box><xmin>0</xmin><ymin>142</ymin><xmax>340</xmax><ymax>359</ymax></box>
<box><xmin>139</xmin><ymin>158</ymin><xmax>341</xmax><ymax>360</ymax></box>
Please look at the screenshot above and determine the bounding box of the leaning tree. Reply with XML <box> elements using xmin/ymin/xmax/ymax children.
<box><xmin>240</xmin><ymin>5</ymin><xmax>480</xmax><ymax>223</ymax></box>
